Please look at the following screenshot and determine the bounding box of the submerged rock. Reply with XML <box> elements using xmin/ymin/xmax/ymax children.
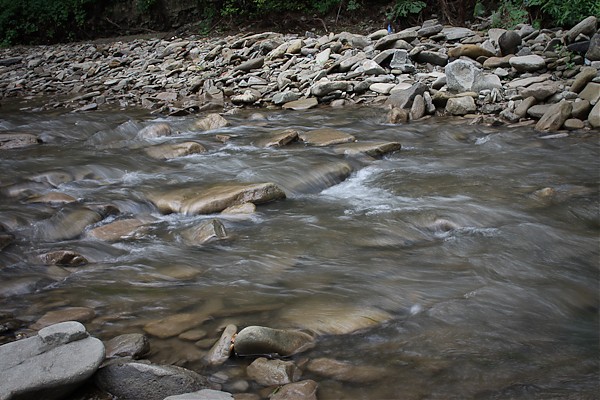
<box><xmin>246</xmin><ymin>357</ymin><xmax>301</xmax><ymax>386</ymax></box>
<box><xmin>87</xmin><ymin>218</ymin><xmax>147</xmax><ymax>241</ymax></box>
<box><xmin>145</xmin><ymin>141</ymin><xmax>207</xmax><ymax>159</ymax></box>
<box><xmin>32</xmin><ymin>307</ymin><xmax>96</xmax><ymax>330</ymax></box>
<box><xmin>136</xmin><ymin>123</ymin><xmax>173</xmax><ymax>139</ymax></box>
<box><xmin>143</xmin><ymin>312</ymin><xmax>206</xmax><ymax>339</ymax></box>
<box><xmin>95</xmin><ymin>360</ymin><xmax>212</xmax><ymax>400</ymax></box>
<box><xmin>105</xmin><ymin>333</ymin><xmax>150</xmax><ymax>359</ymax></box>
<box><xmin>33</xmin><ymin>206</ymin><xmax>104</xmax><ymax>242</ymax></box>
<box><xmin>334</xmin><ymin>141</ymin><xmax>401</xmax><ymax>157</ymax></box>
<box><xmin>164</xmin><ymin>389</ymin><xmax>234</xmax><ymax>400</ymax></box>
<box><xmin>270</xmin><ymin>380</ymin><xmax>318</xmax><ymax>400</ymax></box>
<box><xmin>0</xmin><ymin>132</ymin><xmax>41</xmax><ymax>150</ymax></box>
<box><xmin>306</xmin><ymin>358</ymin><xmax>389</xmax><ymax>383</ymax></box>
<box><xmin>39</xmin><ymin>250</ymin><xmax>88</xmax><ymax>266</ymax></box>
<box><xmin>0</xmin><ymin>321</ymin><xmax>104</xmax><ymax>400</ymax></box>
<box><xmin>148</xmin><ymin>182</ymin><xmax>286</xmax><ymax>215</ymax></box>
<box><xmin>233</xmin><ymin>326</ymin><xmax>315</xmax><ymax>357</ymax></box>
<box><xmin>204</xmin><ymin>324</ymin><xmax>237</xmax><ymax>366</ymax></box>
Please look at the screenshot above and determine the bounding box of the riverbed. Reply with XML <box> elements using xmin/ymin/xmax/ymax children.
<box><xmin>0</xmin><ymin>102</ymin><xmax>598</xmax><ymax>399</ymax></box>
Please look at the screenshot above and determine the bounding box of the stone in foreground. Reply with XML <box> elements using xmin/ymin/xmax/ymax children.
<box><xmin>148</xmin><ymin>182</ymin><xmax>286</xmax><ymax>215</ymax></box>
<box><xmin>0</xmin><ymin>321</ymin><xmax>104</xmax><ymax>400</ymax></box>
<box><xmin>246</xmin><ymin>357</ymin><xmax>301</xmax><ymax>386</ymax></box>
<box><xmin>233</xmin><ymin>325</ymin><xmax>315</xmax><ymax>357</ymax></box>
<box><xmin>164</xmin><ymin>389</ymin><xmax>234</xmax><ymax>400</ymax></box>
<box><xmin>94</xmin><ymin>360</ymin><xmax>212</xmax><ymax>400</ymax></box>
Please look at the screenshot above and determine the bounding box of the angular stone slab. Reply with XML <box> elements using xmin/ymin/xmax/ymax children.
<box><xmin>282</xmin><ymin>98</ymin><xmax>318</xmax><ymax>110</ymax></box>
<box><xmin>95</xmin><ymin>361</ymin><xmax>211</xmax><ymax>400</ymax></box>
<box><xmin>0</xmin><ymin>321</ymin><xmax>105</xmax><ymax>400</ymax></box>
<box><xmin>181</xmin><ymin>219</ymin><xmax>228</xmax><ymax>246</ymax></box>
<box><xmin>535</xmin><ymin>100</ymin><xmax>572</xmax><ymax>132</ymax></box>
<box><xmin>298</xmin><ymin>128</ymin><xmax>355</xmax><ymax>147</ymax></box>
<box><xmin>148</xmin><ymin>182</ymin><xmax>286</xmax><ymax>215</ymax></box>
<box><xmin>333</xmin><ymin>141</ymin><xmax>401</xmax><ymax>158</ymax></box>
<box><xmin>105</xmin><ymin>333</ymin><xmax>150</xmax><ymax>359</ymax></box>
<box><xmin>234</xmin><ymin>326</ymin><xmax>315</xmax><ymax>357</ymax></box>
<box><xmin>247</xmin><ymin>357</ymin><xmax>301</xmax><ymax>386</ymax></box>
<box><xmin>259</xmin><ymin>128</ymin><xmax>299</xmax><ymax>147</ymax></box>
<box><xmin>87</xmin><ymin>218</ymin><xmax>147</xmax><ymax>241</ymax></box>
<box><xmin>145</xmin><ymin>142</ymin><xmax>207</xmax><ymax>160</ymax></box>
<box><xmin>270</xmin><ymin>380</ymin><xmax>318</xmax><ymax>400</ymax></box>
<box><xmin>204</xmin><ymin>324</ymin><xmax>237</xmax><ymax>366</ymax></box>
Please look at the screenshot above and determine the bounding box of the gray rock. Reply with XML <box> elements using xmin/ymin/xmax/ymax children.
<box><xmin>373</xmin><ymin>31</ymin><xmax>417</xmax><ymax>50</ymax></box>
<box><xmin>514</xmin><ymin>96</ymin><xmax>537</xmax><ymax>118</ymax></box>
<box><xmin>483</xmin><ymin>55</ymin><xmax>513</xmax><ymax>69</ymax></box>
<box><xmin>231</xmin><ymin>90</ymin><xmax>260</xmax><ymax>105</ymax></box>
<box><xmin>578</xmin><ymin>82</ymin><xmax>600</xmax><ymax>104</ymax></box>
<box><xmin>410</xmin><ymin>94</ymin><xmax>426</xmax><ymax>120</ymax></box>
<box><xmin>149</xmin><ymin>182</ymin><xmax>286</xmax><ymax>215</ymax></box>
<box><xmin>282</xmin><ymin>98</ymin><xmax>319</xmax><ymax>110</ymax></box>
<box><xmin>233</xmin><ymin>326</ymin><xmax>315</xmax><ymax>357</ymax></box>
<box><xmin>204</xmin><ymin>324</ymin><xmax>236</xmax><ymax>366</ymax></box>
<box><xmin>360</xmin><ymin>59</ymin><xmax>386</xmax><ymax>75</ymax></box>
<box><xmin>87</xmin><ymin>218</ymin><xmax>147</xmax><ymax>241</ymax></box>
<box><xmin>181</xmin><ymin>219</ymin><xmax>227</xmax><ymax>246</ymax></box>
<box><xmin>338</xmin><ymin>53</ymin><xmax>367</xmax><ymax>72</ymax></box>
<box><xmin>446</xmin><ymin>96</ymin><xmax>476</xmax><ymax>115</ymax></box>
<box><xmin>310</xmin><ymin>80</ymin><xmax>349</xmax><ymax>97</ymax></box>
<box><xmin>571</xmin><ymin>99</ymin><xmax>591</xmax><ymax>120</ymax></box>
<box><xmin>535</xmin><ymin>100</ymin><xmax>573</xmax><ymax>131</ymax></box>
<box><xmin>586</xmin><ymin>32</ymin><xmax>600</xmax><ymax>61</ymax></box>
<box><xmin>498</xmin><ymin>31</ymin><xmax>522</xmax><ymax>56</ymax></box>
<box><xmin>334</xmin><ymin>141</ymin><xmax>402</xmax><ymax>157</ymax></box>
<box><xmin>442</xmin><ymin>27</ymin><xmax>475</xmax><ymax>41</ymax></box>
<box><xmin>0</xmin><ymin>321</ymin><xmax>104</xmax><ymax>400</ymax></box>
<box><xmin>272</xmin><ymin>90</ymin><xmax>301</xmax><ymax>105</ymax></box>
<box><xmin>195</xmin><ymin>114</ymin><xmax>229</xmax><ymax>131</ymax></box>
<box><xmin>509</xmin><ymin>55</ymin><xmax>546</xmax><ymax>72</ymax></box>
<box><xmin>270</xmin><ymin>380</ymin><xmax>318</xmax><ymax>400</ymax></box>
<box><xmin>372</xmin><ymin>49</ymin><xmax>396</xmax><ymax>65</ymax></box>
<box><xmin>472</xmin><ymin>73</ymin><xmax>502</xmax><ymax>92</ymax></box>
<box><xmin>260</xmin><ymin>128</ymin><xmax>299</xmax><ymax>147</ymax></box>
<box><xmin>414</xmin><ymin>51</ymin><xmax>448</xmax><ymax>66</ymax></box>
<box><xmin>34</xmin><ymin>206</ymin><xmax>104</xmax><ymax>242</ymax></box>
<box><xmin>519</xmin><ymin>81</ymin><xmax>561</xmax><ymax>101</ymax></box>
<box><xmin>234</xmin><ymin>57</ymin><xmax>264</xmax><ymax>72</ymax></box>
<box><xmin>389</xmin><ymin>49</ymin><xmax>415</xmax><ymax>72</ymax></box>
<box><xmin>95</xmin><ymin>361</ymin><xmax>211</xmax><ymax>400</ymax></box>
<box><xmin>527</xmin><ymin>104</ymin><xmax>551</xmax><ymax>118</ymax></box>
<box><xmin>145</xmin><ymin>142</ymin><xmax>207</xmax><ymax>160</ymax></box>
<box><xmin>385</xmin><ymin>82</ymin><xmax>428</xmax><ymax>108</ymax></box>
<box><xmin>164</xmin><ymin>389</ymin><xmax>234</xmax><ymax>400</ymax></box>
<box><xmin>566</xmin><ymin>16</ymin><xmax>597</xmax><ymax>44</ymax></box>
<box><xmin>445</xmin><ymin>60</ymin><xmax>479</xmax><ymax>93</ymax></box>
<box><xmin>299</xmin><ymin>128</ymin><xmax>355</xmax><ymax>147</ymax></box>
<box><xmin>144</xmin><ymin>312</ymin><xmax>207</xmax><ymax>339</ymax></box>
<box><xmin>246</xmin><ymin>357</ymin><xmax>301</xmax><ymax>386</ymax></box>
<box><xmin>564</xmin><ymin>118</ymin><xmax>585</xmax><ymax>130</ymax></box>
<box><xmin>369</xmin><ymin>83</ymin><xmax>396</xmax><ymax>94</ymax></box>
<box><xmin>588</xmin><ymin>100</ymin><xmax>600</xmax><ymax>128</ymax></box>
<box><xmin>0</xmin><ymin>133</ymin><xmax>41</xmax><ymax>149</ymax></box>
<box><xmin>137</xmin><ymin>123</ymin><xmax>173</xmax><ymax>139</ymax></box>
<box><xmin>570</xmin><ymin>67</ymin><xmax>598</xmax><ymax>93</ymax></box>
<box><xmin>105</xmin><ymin>333</ymin><xmax>150</xmax><ymax>359</ymax></box>
<box><xmin>418</xmin><ymin>23</ymin><xmax>443</xmax><ymax>37</ymax></box>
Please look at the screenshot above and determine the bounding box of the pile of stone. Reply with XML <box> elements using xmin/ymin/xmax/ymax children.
<box><xmin>2</xmin><ymin>321</ymin><xmax>388</xmax><ymax>400</ymax></box>
<box><xmin>0</xmin><ymin>16</ymin><xmax>598</xmax><ymax>131</ymax></box>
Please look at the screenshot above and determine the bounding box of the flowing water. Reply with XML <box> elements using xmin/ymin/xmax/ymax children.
<box><xmin>0</xmin><ymin>102</ymin><xmax>598</xmax><ymax>399</ymax></box>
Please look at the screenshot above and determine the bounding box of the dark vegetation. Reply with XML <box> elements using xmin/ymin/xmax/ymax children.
<box><xmin>0</xmin><ymin>0</ymin><xmax>598</xmax><ymax>46</ymax></box>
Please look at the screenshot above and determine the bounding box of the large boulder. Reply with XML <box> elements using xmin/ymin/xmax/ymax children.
<box><xmin>385</xmin><ymin>82</ymin><xmax>428</xmax><ymax>109</ymax></box>
<box><xmin>566</xmin><ymin>16</ymin><xmax>597</xmax><ymax>44</ymax></box>
<box><xmin>446</xmin><ymin>96</ymin><xmax>476</xmax><ymax>115</ymax></box>
<box><xmin>0</xmin><ymin>321</ymin><xmax>104</xmax><ymax>400</ymax></box>
<box><xmin>148</xmin><ymin>182</ymin><xmax>286</xmax><ymax>215</ymax></box>
<box><xmin>445</xmin><ymin>60</ymin><xmax>479</xmax><ymax>93</ymax></box>
<box><xmin>95</xmin><ymin>361</ymin><xmax>212</xmax><ymax>400</ymax></box>
<box><xmin>498</xmin><ymin>30</ymin><xmax>522</xmax><ymax>55</ymax></box>
<box><xmin>233</xmin><ymin>326</ymin><xmax>315</xmax><ymax>357</ymax></box>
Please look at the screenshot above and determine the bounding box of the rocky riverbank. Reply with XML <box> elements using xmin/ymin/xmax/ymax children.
<box><xmin>1</xmin><ymin>16</ymin><xmax>599</xmax><ymax>132</ymax></box>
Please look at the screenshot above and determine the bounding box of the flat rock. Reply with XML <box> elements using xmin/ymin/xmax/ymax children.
<box><xmin>448</xmin><ymin>44</ymin><xmax>495</xmax><ymax>59</ymax></box>
<box><xmin>87</xmin><ymin>218</ymin><xmax>146</xmax><ymax>241</ymax></box>
<box><xmin>306</xmin><ymin>358</ymin><xmax>389</xmax><ymax>383</ymax></box>
<box><xmin>145</xmin><ymin>142</ymin><xmax>207</xmax><ymax>159</ymax></box>
<box><xmin>333</xmin><ymin>141</ymin><xmax>401</xmax><ymax>157</ymax></box>
<box><xmin>148</xmin><ymin>182</ymin><xmax>286</xmax><ymax>215</ymax></box>
<box><xmin>234</xmin><ymin>57</ymin><xmax>264</xmax><ymax>71</ymax></box>
<box><xmin>578</xmin><ymin>82</ymin><xmax>600</xmax><ymax>104</ymax></box>
<box><xmin>509</xmin><ymin>55</ymin><xmax>546</xmax><ymax>72</ymax></box>
<box><xmin>270</xmin><ymin>380</ymin><xmax>318</xmax><ymax>400</ymax></box>
<box><xmin>385</xmin><ymin>82</ymin><xmax>428</xmax><ymax>108</ymax></box>
<box><xmin>310</xmin><ymin>80</ymin><xmax>349</xmax><ymax>97</ymax></box>
<box><xmin>143</xmin><ymin>312</ymin><xmax>208</xmax><ymax>339</ymax></box>
<box><xmin>298</xmin><ymin>128</ymin><xmax>355</xmax><ymax>147</ymax></box>
<box><xmin>32</xmin><ymin>307</ymin><xmax>96</xmax><ymax>330</ymax></box>
<box><xmin>483</xmin><ymin>55</ymin><xmax>513</xmax><ymax>69</ymax></box>
<box><xmin>535</xmin><ymin>100</ymin><xmax>573</xmax><ymax>131</ymax></box>
<box><xmin>370</xmin><ymin>83</ymin><xmax>396</xmax><ymax>94</ymax></box>
<box><xmin>0</xmin><ymin>321</ymin><xmax>104</xmax><ymax>400</ymax></box>
<box><xmin>233</xmin><ymin>326</ymin><xmax>315</xmax><ymax>357</ymax></box>
<box><xmin>519</xmin><ymin>81</ymin><xmax>562</xmax><ymax>101</ymax></box>
<box><xmin>282</xmin><ymin>98</ymin><xmax>318</xmax><ymax>110</ymax></box>
<box><xmin>0</xmin><ymin>133</ymin><xmax>41</xmax><ymax>149</ymax></box>
<box><xmin>259</xmin><ymin>128</ymin><xmax>299</xmax><ymax>147</ymax></box>
<box><xmin>204</xmin><ymin>324</ymin><xmax>236</xmax><ymax>366</ymax></box>
<box><xmin>105</xmin><ymin>333</ymin><xmax>150</xmax><ymax>359</ymax></box>
<box><xmin>95</xmin><ymin>360</ymin><xmax>212</xmax><ymax>400</ymax></box>
<box><xmin>181</xmin><ymin>219</ymin><xmax>228</xmax><ymax>245</ymax></box>
<box><xmin>246</xmin><ymin>357</ymin><xmax>301</xmax><ymax>386</ymax></box>
<box><xmin>279</xmin><ymin>161</ymin><xmax>353</xmax><ymax>195</ymax></box>
<box><xmin>442</xmin><ymin>27</ymin><xmax>475</xmax><ymax>41</ymax></box>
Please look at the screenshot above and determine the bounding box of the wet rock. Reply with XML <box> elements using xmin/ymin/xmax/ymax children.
<box><xmin>149</xmin><ymin>182</ymin><xmax>286</xmax><ymax>215</ymax></box>
<box><xmin>260</xmin><ymin>128</ymin><xmax>299</xmax><ymax>147</ymax></box>
<box><xmin>570</xmin><ymin>67</ymin><xmax>598</xmax><ymax>93</ymax></box>
<box><xmin>445</xmin><ymin>60</ymin><xmax>478</xmax><ymax>93</ymax></box>
<box><xmin>0</xmin><ymin>132</ymin><xmax>41</xmax><ymax>149</ymax></box>
<box><xmin>280</xmin><ymin>161</ymin><xmax>353</xmax><ymax>195</ymax></box>
<box><xmin>195</xmin><ymin>113</ymin><xmax>229</xmax><ymax>131</ymax></box>
<box><xmin>588</xmin><ymin>101</ymin><xmax>600</xmax><ymax>128</ymax></box>
<box><xmin>282</xmin><ymin>98</ymin><xmax>318</xmax><ymax>110</ymax></box>
<box><xmin>204</xmin><ymin>324</ymin><xmax>236</xmax><ymax>366</ymax></box>
<box><xmin>26</xmin><ymin>192</ymin><xmax>78</xmax><ymax>205</ymax></box>
<box><xmin>0</xmin><ymin>226</ymin><xmax>14</xmax><ymax>251</ymax></box>
<box><xmin>233</xmin><ymin>326</ymin><xmax>315</xmax><ymax>357</ymax></box>
<box><xmin>334</xmin><ymin>141</ymin><xmax>401</xmax><ymax>157</ymax></box>
<box><xmin>164</xmin><ymin>389</ymin><xmax>234</xmax><ymax>400</ymax></box>
<box><xmin>181</xmin><ymin>219</ymin><xmax>227</xmax><ymax>245</ymax></box>
<box><xmin>136</xmin><ymin>123</ymin><xmax>173</xmax><ymax>139</ymax></box>
<box><xmin>535</xmin><ymin>100</ymin><xmax>573</xmax><ymax>131</ymax></box>
<box><xmin>222</xmin><ymin>202</ymin><xmax>256</xmax><ymax>215</ymax></box>
<box><xmin>0</xmin><ymin>321</ymin><xmax>104</xmax><ymax>400</ymax></box>
<box><xmin>448</xmin><ymin>44</ymin><xmax>495</xmax><ymax>59</ymax></box>
<box><xmin>306</xmin><ymin>358</ymin><xmax>389</xmax><ymax>383</ymax></box>
<box><xmin>571</xmin><ymin>99</ymin><xmax>591</xmax><ymax>120</ymax></box>
<box><xmin>105</xmin><ymin>333</ymin><xmax>150</xmax><ymax>359</ymax></box>
<box><xmin>32</xmin><ymin>307</ymin><xmax>96</xmax><ymax>330</ymax></box>
<box><xmin>278</xmin><ymin>301</ymin><xmax>392</xmax><ymax>335</ymax></box>
<box><xmin>270</xmin><ymin>380</ymin><xmax>318</xmax><ymax>400</ymax></box>
<box><xmin>87</xmin><ymin>218</ymin><xmax>146</xmax><ymax>241</ymax></box>
<box><xmin>145</xmin><ymin>141</ymin><xmax>207</xmax><ymax>160</ymax></box>
<box><xmin>144</xmin><ymin>312</ymin><xmax>208</xmax><ymax>339</ymax></box>
<box><xmin>509</xmin><ymin>55</ymin><xmax>546</xmax><ymax>72</ymax></box>
<box><xmin>387</xmin><ymin>107</ymin><xmax>409</xmax><ymax>123</ymax></box>
<box><xmin>95</xmin><ymin>360</ymin><xmax>212</xmax><ymax>400</ymax></box>
<box><xmin>446</xmin><ymin>96</ymin><xmax>476</xmax><ymax>115</ymax></box>
<box><xmin>246</xmin><ymin>357</ymin><xmax>301</xmax><ymax>386</ymax></box>
<box><xmin>39</xmin><ymin>250</ymin><xmax>88</xmax><ymax>266</ymax></box>
<box><xmin>498</xmin><ymin>30</ymin><xmax>522</xmax><ymax>56</ymax></box>
<box><xmin>298</xmin><ymin>128</ymin><xmax>355</xmax><ymax>146</ymax></box>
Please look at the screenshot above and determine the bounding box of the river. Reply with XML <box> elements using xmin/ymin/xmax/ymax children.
<box><xmin>0</xmin><ymin>102</ymin><xmax>598</xmax><ymax>399</ymax></box>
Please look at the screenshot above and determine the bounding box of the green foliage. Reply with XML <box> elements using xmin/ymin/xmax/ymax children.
<box><xmin>0</xmin><ymin>0</ymin><xmax>94</xmax><ymax>46</ymax></box>
<box><xmin>136</xmin><ymin>0</ymin><xmax>157</xmax><ymax>14</ymax></box>
<box><xmin>388</xmin><ymin>0</ymin><xmax>427</xmax><ymax>20</ymax></box>
<box><xmin>525</xmin><ymin>0</ymin><xmax>599</xmax><ymax>26</ymax></box>
<box><xmin>490</xmin><ymin>0</ymin><xmax>529</xmax><ymax>28</ymax></box>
